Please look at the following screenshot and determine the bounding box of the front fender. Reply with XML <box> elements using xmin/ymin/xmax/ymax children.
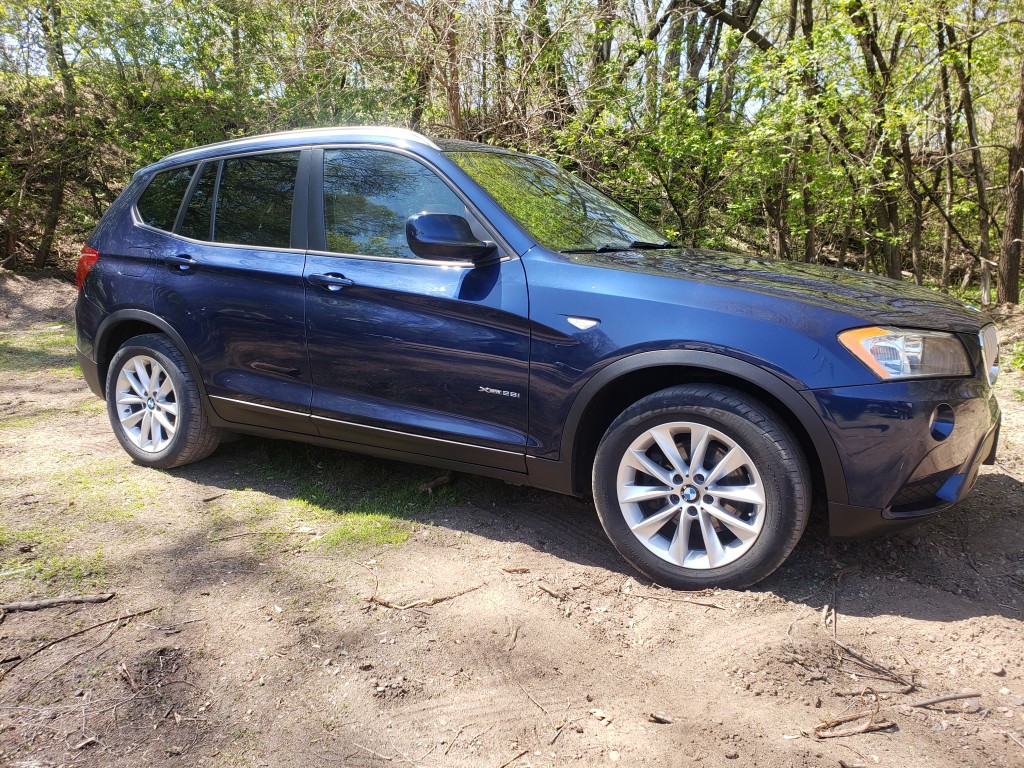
<box><xmin>559</xmin><ymin>349</ymin><xmax>849</xmax><ymax>505</ymax></box>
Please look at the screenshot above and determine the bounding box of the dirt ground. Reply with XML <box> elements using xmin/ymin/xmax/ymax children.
<box><xmin>1</xmin><ymin>272</ymin><xmax>1023</xmax><ymax>768</ymax></box>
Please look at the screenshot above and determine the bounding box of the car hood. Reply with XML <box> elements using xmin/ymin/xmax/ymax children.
<box><xmin>567</xmin><ymin>247</ymin><xmax>987</xmax><ymax>334</ymax></box>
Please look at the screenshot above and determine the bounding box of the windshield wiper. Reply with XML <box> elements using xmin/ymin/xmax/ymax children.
<box><xmin>561</xmin><ymin>240</ymin><xmax>676</xmax><ymax>254</ymax></box>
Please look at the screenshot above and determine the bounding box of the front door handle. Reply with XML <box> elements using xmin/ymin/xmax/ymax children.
<box><xmin>164</xmin><ymin>254</ymin><xmax>197</xmax><ymax>271</ymax></box>
<box><xmin>308</xmin><ymin>273</ymin><xmax>354</xmax><ymax>291</ymax></box>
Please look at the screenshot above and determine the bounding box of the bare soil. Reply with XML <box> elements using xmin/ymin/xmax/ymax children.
<box><xmin>1</xmin><ymin>273</ymin><xmax>1023</xmax><ymax>768</ymax></box>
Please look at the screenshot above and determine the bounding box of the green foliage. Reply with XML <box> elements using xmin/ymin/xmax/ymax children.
<box><xmin>1006</xmin><ymin>342</ymin><xmax>1024</xmax><ymax>372</ymax></box>
<box><xmin>0</xmin><ymin>0</ymin><xmax>1021</xmax><ymax>300</ymax></box>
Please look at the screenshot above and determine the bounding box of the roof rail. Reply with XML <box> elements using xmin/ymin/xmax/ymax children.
<box><xmin>161</xmin><ymin>126</ymin><xmax>439</xmax><ymax>162</ymax></box>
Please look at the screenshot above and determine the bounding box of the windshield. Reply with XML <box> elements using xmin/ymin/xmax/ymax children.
<box><xmin>445</xmin><ymin>150</ymin><xmax>671</xmax><ymax>253</ymax></box>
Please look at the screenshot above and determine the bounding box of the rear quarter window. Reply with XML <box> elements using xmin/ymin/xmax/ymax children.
<box><xmin>136</xmin><ymin>164</ymin><xmax>196</xmax><ymax>232</ymax></box>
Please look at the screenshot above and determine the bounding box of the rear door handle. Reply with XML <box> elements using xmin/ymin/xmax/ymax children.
<box><xmin>164</xmin><ymin>254</ymin><xmax>197</xmax><ymax>271</ymax></box>
<box><xmin>308</xmin><ymin>273</ymin><xmax>354</xmax><ymax>291</ymax></box>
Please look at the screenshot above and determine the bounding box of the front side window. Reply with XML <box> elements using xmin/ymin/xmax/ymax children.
<box><xmin>214</xmin><ymin>152</ymin><xmax>300</xmax><ymax>249</ymax></box>
<box><xmin>446</xmin><ymin>150</ymin><xmax>669</xmax><ymax>253</ymax></box>
<box><xmin>323</xmin><ymin>149</ymin><xmax>467</xmax><ymax>258</ymax></box>
<box><xmin>136</xmin><ymin>164</ymin><xmax>196</xmax><ymax>232</ymax></box>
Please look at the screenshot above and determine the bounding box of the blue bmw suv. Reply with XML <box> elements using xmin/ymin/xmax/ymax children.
<box><xmin>75</xmin><ymin>126</ymin><xmax>1002</xmax><ymax>589</ymax></box>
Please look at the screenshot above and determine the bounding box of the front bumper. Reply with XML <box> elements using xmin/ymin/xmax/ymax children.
<box><xmin>806</xmin><ymin>377</ymin><xmax>1001</xmax><ymax>539</ymax></box>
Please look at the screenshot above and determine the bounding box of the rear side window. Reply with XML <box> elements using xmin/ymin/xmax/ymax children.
<box><xmin>323</xmin><ymin>149</ymin><xmax>466</xmax><ymax>258</ymax></box>
<box><xmin>179</xmin><ymin>161</ymin><xmax>217</xmax><ymax>241</ymax></box>
<box><xmin>136</xmin><ymin>164</ymin><xmax>196</xmax><ymax>232</ymax></box>
<box><xmin>214</xmin><ymin>152</ymin><xmax>300</xmax><ymax>248</ymax></box>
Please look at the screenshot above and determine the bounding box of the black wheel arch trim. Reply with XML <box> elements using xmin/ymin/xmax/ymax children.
<box><xmin>557</xmin><ymin>349</ymin><xmax>849</xmax><ymax>505</ymax></box>
<box><xmin>94</xmin><ymin>309</ymin><xmax>209</xmax><ymax>399</ymax></box>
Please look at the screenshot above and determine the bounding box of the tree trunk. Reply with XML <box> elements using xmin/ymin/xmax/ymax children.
<box><xmin>663</xmin><ymin>9</ymin><xmax>683</xmax><ymax>85</ymax></box>
<box><xmin>945</xmin><ymin>23</ymin><xmax>992</xmax><ymax>305</ymax></box>
<box><xmin>444</xmin><ymin>10</ymin><xmax>464</xmax><ymax>138</ymax></box>
<box><xmin>998</xmin><ymin>54</ymin><xmax>1024</xmax><ymax>305</ymax></box>
<box><xmin>939</xmin><ymin>47</ymin><xmax>956</xmax><ymax>292</ymax></box>
<box><xmin>40</xmin><ymin>0</ymin><xmax>76</xmax><ymax>100</ymax></box>
<box><xmin>899</xmin><ymin>129</ymin><xmax>925</xmax><ymax>284</ymax></box>
<box><xmin>35</xmin><ymin>171</ymin><xmax>65</xmax><ymax>270</ymax></box>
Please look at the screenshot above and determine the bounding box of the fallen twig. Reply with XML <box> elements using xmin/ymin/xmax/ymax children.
<box><xmin>820</xmin><ymin>606</ymin><xmax>915</xmax><ymax>693</ymax></box>
<box><xmin>538</xmin><ymin>582</ymin><xmax>563</xmax><ymax>600</ymax></box>
<box><xmin>550</xmin><ymin>717</ymin><xmax>581</xmax><ymax>745</ymax></box>
<box><xmin>0</xmin><ymin>594</ymin><xmax>114</xmax><ymax>612</ymax></box>
<box><xmin>908</xmin><ymin>690</ymin><xmax>981</xmax><ymax>709</ymax></box>
<box><xmin>506</xmin><ymin>624</ymin><xmax>520</xmax><ymax>652</ymax></box>
<box><xmin>16</xmin><ymin>621</ymin><xmax>121</xmax><ymax>702</ymax></box>
<box><xmin>140</xmin><ymin>618</ymin><xmax>204</xmax><ymax>634</ymax></box>
<box><xmin>814</xmin><ymin>707</ymin><xmax>895</xmax><ymax>739</ymax></box>
<box><xmin>368</xmin><ymin>583</ymin><xmax>484</xmax><ymax>611</ymax></box>
<box><xmin>444</xmin><ymin>723</ymin><xmax>471</xmax><ymax>755</ymax></box>
<box><xmin>0</xmin><ymin>608</ymin><xmax>156</xmax><ymax>682</ymax></box>
<box><xmin>207</xmin><ymin>530</ymin><xmax>316</xmax><ymax>543</ymax></box>
<box><xmin>622</xmin><ymin>592</ymin><xmax>724</xmax><ymax>609</ymax></box>
<box><xmin>517</xmin><ymin>681</ymin><xmax>548</xmax><ymax>714</ymax></box>
<box><xmin>354</xmin><ymin>742</ymin><xmax>394</xmax><ymax>761</ymax></box>
<box><xmin>497</xmin><ymin>748</ymin><xmax>529</xmax><ymax>768</ymax></box>
<box><xmin>592</xmin><ymin>585</ymin><xmax>724</xmax><ymax>609</ymax></box>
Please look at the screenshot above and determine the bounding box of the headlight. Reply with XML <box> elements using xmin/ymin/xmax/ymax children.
<box><xmin>838</xmin><ymin>326</ymin><xmax>972</xmax><ymax>380</ymax></box>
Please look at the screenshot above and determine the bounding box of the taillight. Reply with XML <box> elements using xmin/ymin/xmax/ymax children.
<box><xmin>76</xmin><ymin>246</ymin><xmax>99</xmax><ymax>292</ymax></box>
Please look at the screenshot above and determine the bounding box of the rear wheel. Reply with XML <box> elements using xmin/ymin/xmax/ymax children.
<box><xmin>105</xmin><ymin>334</ymin><xmax>220</xmax><ymax>468</ymax></box>
<box><xmin>592</xmin><ymin>385</ymin><xmax>810</xmax><ymax>590</ymax></box>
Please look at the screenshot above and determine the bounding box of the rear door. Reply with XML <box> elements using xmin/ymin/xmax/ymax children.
<box><xmin>152</xmin><ymin>149</ymin><xmax>313</xmax><ymax>434</ymax></box>
<box><xmin>303</xmin><ymin>146</ymin><xmax>531</xmax><ymax>471</ymax></box>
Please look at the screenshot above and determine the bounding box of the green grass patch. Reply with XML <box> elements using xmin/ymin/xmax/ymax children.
<box><xmin>55</xmin><ymin>458</ymin><xmax>152</xmax><ymax>521</ymax></box>
<box><xmin>0</xmin><ymin>323</ymin><xmax>77</xmax><ymax>372</ymax></box>
<box><xmin>316</xmin><ymin>513</ymin><xmax>410</xmax><ymax>548</ymax></box>
<box><xmin>0</xmin><ymin>399</ymin><xmax>104</xmax><ymax>431</ymax></box>
<box><xmin>0</xmin><ymin>524</ymin><xmax>106</xmax><ymax>589</ymax></box>
<box><xmin>203</xmin><ymin>441</ymin><xmax>465</xmax><ymax>550</ymax></box>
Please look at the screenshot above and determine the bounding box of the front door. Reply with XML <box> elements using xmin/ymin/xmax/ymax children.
<box><xmin>303</xmin><ymin>147</ymin><xmax>530</xmax><ymax>471</ymax></box>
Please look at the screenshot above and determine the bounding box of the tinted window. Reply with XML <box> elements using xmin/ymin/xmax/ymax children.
<box><xmin>323</xmin><ymin>149</ymin><xmax>466</xmax><ymax>258</ymax></box>
<box><xmin>214</xmin><ymin>152</ymin><xmax>299</xmax><ymax>248</ymax></box>
<box><xmin>136</xmin><ymin>164</ymin><xmax>195</xmax><ymax>231</ymax></box>
<box><xmin>179</xmin><ymin>161</ymin><xmax>218</xmax><ymax>241</ymax></box>
<box><xmin>446</xmin><ymin>150</ymin><xmax>668</xmax><ymax>252</ymax></box>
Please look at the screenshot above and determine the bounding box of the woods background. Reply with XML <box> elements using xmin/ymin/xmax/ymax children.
<box><xmin>1</xmin><ymin>0</ymin><xmax>1023</xmax><ymax>304</ymax></box>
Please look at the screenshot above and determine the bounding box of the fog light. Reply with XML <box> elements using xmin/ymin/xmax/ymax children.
<box><xmin>929</xmin><ymin>404</ymin><xmax>955</xmax><ymax>440</ymax></box>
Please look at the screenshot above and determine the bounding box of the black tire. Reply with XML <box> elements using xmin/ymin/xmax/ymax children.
<box><xmin>105</xmin><ymin>333</ymin><xmax>220</xmax><ymax>469</ymax></box>
<box><xmin>592</xmin><ymin>385</ymin><xmax>810</xmax><ymax>590</ymax></box>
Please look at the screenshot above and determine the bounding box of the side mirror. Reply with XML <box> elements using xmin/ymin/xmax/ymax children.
<box><xmin>406</xmin><ymin>213</ymin><xmax>497</xmax><ymax>263</ymax></box>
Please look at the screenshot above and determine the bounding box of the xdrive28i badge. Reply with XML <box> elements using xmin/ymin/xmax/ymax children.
<box><xmin>479</xmin><ymin>386</ymin><xmax>521</xmax><ymax>399</ymax></box>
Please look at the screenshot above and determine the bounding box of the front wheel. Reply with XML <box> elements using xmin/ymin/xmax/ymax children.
<box><xmin>592</xmin><ymin>385</ymin><xmax>810</xmax><ymax>590</ymax></box>
<box><xmin>105</xmin><ymin>334</ymin><xmax>220</xmax><ymax>469</ymax></box>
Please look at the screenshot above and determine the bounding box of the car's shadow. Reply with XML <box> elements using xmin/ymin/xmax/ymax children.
<box><xmin>170</xmin><ymin>437</ymin><xmax>1024</xmax><ymax>623</ymax></box>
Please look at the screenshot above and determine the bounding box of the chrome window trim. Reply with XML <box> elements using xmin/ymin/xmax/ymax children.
<box><xmin>131</xmin><ymin>213</ymin><xmax>309</xmax><ymax>256</ymax></box>
<box><xmin>314</xmin><ymin>143</ymin><xmax>519</xmax><ymax>263</ymax></box>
